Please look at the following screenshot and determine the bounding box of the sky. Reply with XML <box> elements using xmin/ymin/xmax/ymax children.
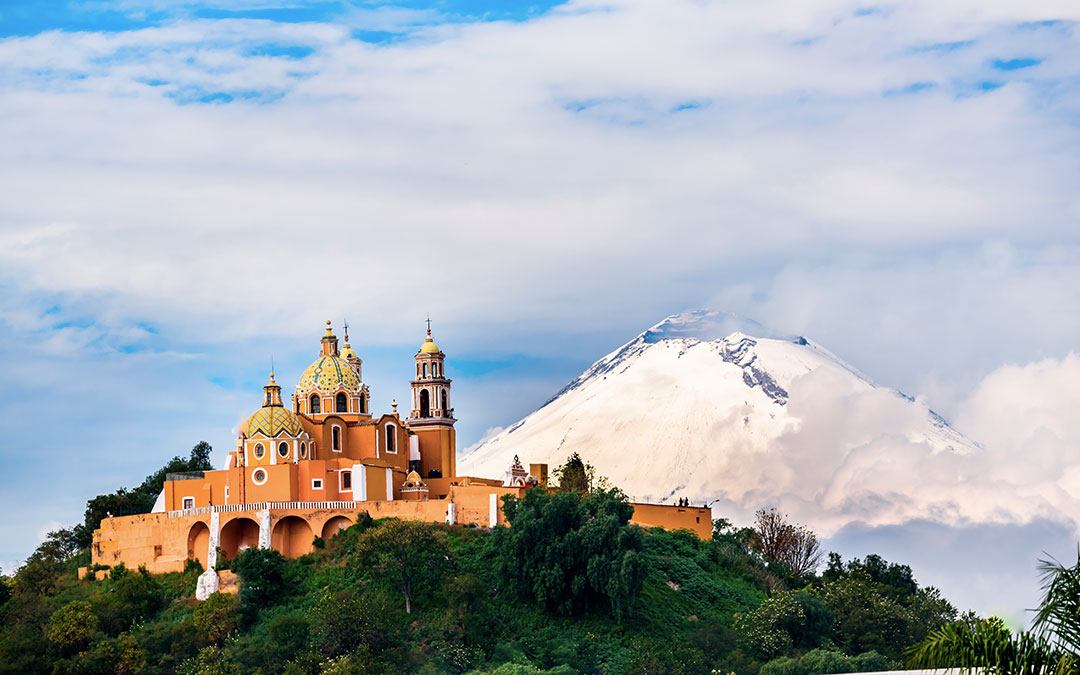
<box><xmin>1</xmin><ymin>0</ymin><xmax>1079</xmax><ymax>621</ymax></box>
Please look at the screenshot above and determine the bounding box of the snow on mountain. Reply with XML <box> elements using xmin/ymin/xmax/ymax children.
<box><xmin>459</xmin><ymin>310</ymin><xmax>994</xmax><ymax>534</ymax></box>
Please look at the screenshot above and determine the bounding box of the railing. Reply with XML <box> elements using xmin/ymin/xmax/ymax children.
<box><xmin>167</xmin><ymin>500</ymin><xmax>360</xmax><ymax>518</ymax></box>
<box><xmin>165</xmin><ymin>471</ymin><xmax>205</xmax><ymax>481</ymax></box>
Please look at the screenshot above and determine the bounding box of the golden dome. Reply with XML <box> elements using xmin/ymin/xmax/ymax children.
<box><xmin>297</xmin><ymin>355</ymin><xmax>361</xmax><ymax>392</ymax></box>
<box><xmin>340</xmin><ymin>345</ymin><xmax>357</xmax><ymax>360</ymax></box>
<box><xmin>244</xmin><ymin>405</ymin><xmax>303</xmax><ymax>438</ymax></box>
<box><xmin>419</xmin><ymin>338</ymin><xmax>440</xmax><ymax>354</ymax></box>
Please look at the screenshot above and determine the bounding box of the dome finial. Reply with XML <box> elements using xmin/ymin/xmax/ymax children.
<box><xmin>343</xmin><ymin>319</ymin><xmax>350</xmax><ymax>343</ymax></box>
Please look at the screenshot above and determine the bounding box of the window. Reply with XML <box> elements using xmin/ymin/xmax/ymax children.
<box><xmin>312</xmin><ymin>478</ymin><xmax>323</xmax><ymax>490</ymax></box>
<box><xmin>225</xmin><ymin>486</ymin><xmax>230</xmax><ymax>502</ymax></box>
<box><xmin>310</xmin><ymin>395</ymin><xmax>320</xmax><ymax>414</ymax></box>
<box><xmin>252</xmin><ymin>468</ymin><xmax>267</xmax><ymax>485</ymax></box>
<box><xmin>253</xmin><ymin>443</ymin><xmax>265</xmax><ymax>459</ymax></box>
<box><xmin>341</xmin><ymin>471</ymin><xmax>352</xmax><ymax>490</ymax></box>
<box><xmin>182</xmin><ymin>497</ymin><xmax>194</xmax><ymax>510</ymax></box>
<box><xmin>419</xmin><ymin>389</ymin><xmax>430</xmax><ymax>417</ymax></box>
<box><xmin>300</xmin><ymin>442</ymin><xmax>307</xmax><ymax>459</ymax></box>
<box><xmin>332</xmin><ymin>426</ymin><xmax>341</xmax><ymax>452</ymax></box>
<box><xmin>359</xmin><ymin>394</ymin><xmax>366</xmax><ymax>414</ymax></box>
<box><xmin>336</xmin><ymin>392</ymin><xmax>347</xmax><ymax>413</ymax></box>
<box><xmin>423</xmin><ymin>363</ymin><xmax>428</xmax><ymax>378</ymax></box>
<box><xmin>385</xmin><ymin>424</ymin><xmax>396</xmax><ymax>453</ymax></box>
<box><xmin>278</xmin><ymin>442</ymin><xmax>289</xmax><ymax>458</ymax></box>
<box><xmin>441</xmin><ymin>390</ymin><xmax>448</xmax><ymax>415</ymax></box>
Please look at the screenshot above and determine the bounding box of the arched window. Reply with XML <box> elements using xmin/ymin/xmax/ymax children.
<box><xmin>359</xmin><ymin>394</ymin><xmax>366</xmax><ymax>413</ymax></box>
<box><xmin>385</xmin><ymin>424</ymin><xmax>396</xmax><ymax>453</ymax></box>
<box><xmin>332</xmin><ymin>426</ymin><xmax>341</xmax><ymax>452</ymax></box>
<box><xmin>423</xmin><ymin>363</ymin><xmax>428</xmax><ymax>378</ymax></box>
<box><xmin>300</xmin><ymin>442</ymin><xmax>307</xmax><ymax>459</ymax></box>
<box><xmin>336</xmin><ymin>393</ymin><xmax>347</xmax><ymax>413</ymax></box>
<box><xmin>253</xmin><ymin>443</ymin><xmax>265</xmax><ymax>459</ymax></box>
<box><xmin>419</xmin><ymin>390</ymin><xmax>430</xmax><ymax>417</ymax></box>
<box><xmin>278</xmin><ymin>442</ymin><xmax>289</xmax><ymax>458</ymax></box>
<box><xmin>441</xmin><ymin>390</ymin><xmax>448</xmax><ymax>415</ymax></box>
<box><xmin>310</xmin><ymin>395</ymin><xmax>320</xmax><ymax>414</ymax></box>
<box><xmin>252</xmin><ymin>468</ymin><xmax>267</xmax><ymax>484</ymax></box>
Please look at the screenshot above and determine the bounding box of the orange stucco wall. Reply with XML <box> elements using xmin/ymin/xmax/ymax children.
<box><xmin>628</xmin><ymin>503</ymin><xmax>712</xmax><ymax>539</ymax></box>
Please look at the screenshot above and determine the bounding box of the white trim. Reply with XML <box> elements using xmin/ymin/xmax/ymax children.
<box><xmin>354</xmin><ymin>464</ymin><xmax>368</xmax><ymax>501</ymax></box>
<box><xmin>331</xmin><ymin>424</ymin><xmax>342</xmax><ymax>452</ymax></box>
<box><xmin>182</xmin><ymin>496</ymin><xmax>195</xmax><ymax>510</ymax></box>
<box><xmin>385</xmin><ymin>423</ymin><xmax>398</xmax><ymax>453</ymax></box>
<box><xmin>339</xmin><ymin>469</ymin><xmax>352</xmax><ymax>492</ymax></box>
<box><xmin>253</xmin><ymin>442</ymin><xmax>265</xmax><ymax>460</ymax></box>
<box><xmin>446</xmin><ymin>502</ymin><xmax>456</xmax><ymax>525</ymax></box>
<box><xmin>312</xmin><ymin>478</ymin><xmax>323</xmax><ymax>490</ymax></box>
<box><xmin>277</xmin><ymin>441</ymin><xmax>290</xmax><ymax>460</ymax></box>
<box><xmin>385</xmin><ymin>467</ymin><xmax>394</xmax><ymax>501</ymax></box>
<box><xmin>252</xmin><ymin>468</ymin><xmax>268</xmax><ymax>485</ymax></box>
<box><xmin>489</xmin><ymin>492</ymin><xmax>498</xmax><ymax>527</ymax></box>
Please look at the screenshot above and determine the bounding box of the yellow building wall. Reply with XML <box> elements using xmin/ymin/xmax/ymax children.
<box><xmin>628</xmin><ymin>503</ymin><xmax>712</xmax><ymax>539</ymax></box>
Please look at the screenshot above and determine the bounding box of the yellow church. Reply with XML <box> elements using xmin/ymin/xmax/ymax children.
<box><xmin>90</xmin><ymin>321</ymin><xmax>709</xmax><ymax>590</ymax></box>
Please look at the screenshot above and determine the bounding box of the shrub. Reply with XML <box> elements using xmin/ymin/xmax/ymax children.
<box><xmin>46</xmin><ymin>600</ymin><xmax>100</xmax><ymax>654</ymax></box>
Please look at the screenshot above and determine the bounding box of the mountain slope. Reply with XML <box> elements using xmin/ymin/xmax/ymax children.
<box><xmin>459</xmin><ymin>311</ymin><xmax>981</xmax><ymax>530</ymax></box>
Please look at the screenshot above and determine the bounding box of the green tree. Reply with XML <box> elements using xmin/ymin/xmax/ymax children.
<box><xmin>551</xmin><ymin>452</ymin><xmax>608</xmax><ymax>493</ymax></box>
<box><xmin>46</xmin><ymin>600</ymin><xmax>100</xmax><ymax>654</ymax></box>
<box><xmin>353</xmin><ymin>519</ymin><xmax>451</xmax><ymax>614</ymax></box>
<box><xmin>194</xmin><ymin>592</ymin><xmax>240</xmax><ymax>646</ymax></box>
<box><xmin>909</xmin><ymin>551</ymin><xmax>1080</xmax><ymax>674</ymax></box>
<box><xmin>309</xmin><ymin>588</ymin><xmax>399</xmax><ymax>658</ymax></box>
<box><xmin>495</xmin><ymin>486</ymin><xmax>647</xmax><ymax>618</ymax></box>
<box><xmin>233</xmin><ymin>547</ymin><xmax>289</xmax><ymax>619</ymax></box>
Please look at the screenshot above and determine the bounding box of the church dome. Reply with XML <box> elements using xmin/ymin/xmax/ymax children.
<box><xmin>244</xmin><ymin>405</ymin><xmax>303</xmax><ymax>438</ymax></box>
<box><xmin>419</xmin><ymin>338</ymin><xmax>440</xmax><ymax>354</ymax></box>
<box><xmin>340</xmin><ymin>345</ymin><xmax>357</xmax><ymax>360</ymax></box>
<box><xmin>297</xmin><ymin>355</ymin><xmax>361</xmax><ymax>392</ymax></box>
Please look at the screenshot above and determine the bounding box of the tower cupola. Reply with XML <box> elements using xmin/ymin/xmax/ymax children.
<box><xmin>410</xmin><ymin>319</ymin><xmax>453</xmax><ymax>422</ymax></box>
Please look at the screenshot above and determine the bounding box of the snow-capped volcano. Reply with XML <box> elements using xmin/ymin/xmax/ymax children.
<box><xmin>459</xmin><ymin>311</ymin><xmax>985</xmax><ymax>532</ymax></box>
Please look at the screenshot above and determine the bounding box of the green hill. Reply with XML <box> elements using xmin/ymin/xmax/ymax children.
<box><xmin>0</xmin><ymin>483</ymin><xmax>961</xmax><ymax>675</ymax></box>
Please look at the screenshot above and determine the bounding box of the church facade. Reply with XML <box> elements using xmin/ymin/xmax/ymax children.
<box><xmin>90</xmin><ymin>322</ymin><xmax>711</xmax><ymax>580</ymax></box>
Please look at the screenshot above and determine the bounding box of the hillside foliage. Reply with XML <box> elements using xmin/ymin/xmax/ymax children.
<box><xmin>0</xmin><ymin>448</ymin><xmax>968</xmax><ymax>674</ymax></box>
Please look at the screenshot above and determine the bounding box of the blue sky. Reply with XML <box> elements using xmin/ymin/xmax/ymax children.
<box><xmin>1</xmin><ymin>0</ymin><xmax>1079</xmax><ymax>621</ymax></box>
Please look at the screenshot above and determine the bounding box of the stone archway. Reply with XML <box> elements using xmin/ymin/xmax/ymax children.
<box><xmin>321</xmin><ymin>515</ymin><xmax>352</xmax><ymax>541</ymax></box>
<box><xmin>272</xmin><ymin>516</ymin><xmax>314</xmax><ymax>559</ymax></box>
<box><xmin>187</xmin><ymin>521</ymin><xmax>210</xmax><ymax>570</ymax></box>
<box><xmin>220</xmin><ymin>517</ymin><xmax>260</xmax><ymax>560</ymax></box>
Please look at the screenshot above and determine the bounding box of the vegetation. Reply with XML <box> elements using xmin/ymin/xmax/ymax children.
<box><xmin>908</xmin><ymin>552</ymin><xmax>1080</xmax><ymax>674</ymax></box>
<box><xmin>0</xmin><ymin>450</ymin><xmax>969</xmax><ymax>674</ymax></box>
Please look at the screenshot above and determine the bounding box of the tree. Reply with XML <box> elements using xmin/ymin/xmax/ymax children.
<box><xmin>352</xmin><ymin>519</ymin><xmax>451</xmax><ymax>614</ymax></box>
<box><xmin>909</xmin><ymin>551</ymin><xmax>1080</xmax><ymax>674</ymax></box>
<box><xmin>750</xmin><ymin>508</ymin><xmax>822</xmax><ymax>576</ymax></box>
<box><xmin>233</xmin><ymin>547</ymin><xmax>288</xmax><ymax>619</ymax></box>
<box><xmin>551</xmin><ymin>452</ymin><xmax>609</xmax><ymax>493</ymax></box>
<box><xmin>46</xmin><ymin>600</ymin><xmax>100</xmax><ymax>654</ymax></box>
<box><xmin>495</xmin><ymin>487</ymin><xmax>647</xmax><ymax>618</ymax></box>
<box><xmin>193</xmin><ymin>592</ymin><xmax>240</xmax><ymax>646</ymax></box>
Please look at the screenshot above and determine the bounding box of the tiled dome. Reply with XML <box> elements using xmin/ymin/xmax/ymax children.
<box><xmin>297</xmin><ymin>355</ymin><xmax>361</xmax><ymax>393</ymax></box>
<box><xmin>244</xmin><ymin>405</ymin><xmax>303</xmax><ymax>438</ymax></box>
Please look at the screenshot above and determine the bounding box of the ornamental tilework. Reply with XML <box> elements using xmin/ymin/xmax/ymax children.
<box><xmin>297</xmin><ymin>355</ymin><xmax>361</xmax><ymax>392</ymax></box>
<box><xmin>244</xmin><ymin>406</ymin><xmax>303</xmax><ymax>438</ymax></box>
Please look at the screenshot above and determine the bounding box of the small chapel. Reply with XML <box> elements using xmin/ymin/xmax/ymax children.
<box><xmin>90</xmin><ymin>321</ymin><xmax>711</xmax><ymax>584</ymax></box>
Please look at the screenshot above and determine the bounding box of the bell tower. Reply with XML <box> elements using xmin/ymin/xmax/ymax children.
<box><xmin>409</xmin><ymin>319</ymin><xmax>456</xmax><ymax>479</ymax></box>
